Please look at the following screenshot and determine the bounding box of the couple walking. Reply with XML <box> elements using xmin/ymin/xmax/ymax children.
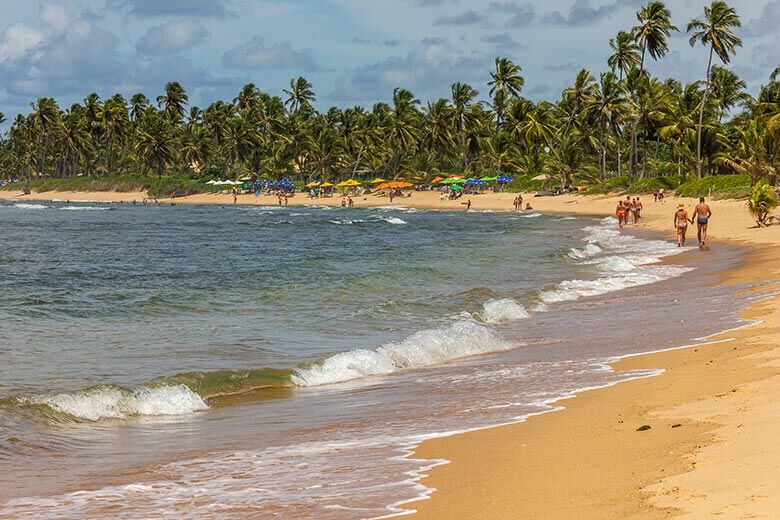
<box><xmin>674</xmin><ymin>197</ymin><xmax>712</xmax><ymax>247</ymax></box>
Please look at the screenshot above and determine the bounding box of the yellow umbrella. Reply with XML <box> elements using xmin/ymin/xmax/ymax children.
<box><xmin>336</xmin><ymin>179</ymin><xmax>362</xmax><ymax>187</ymax></box>
<box><xmin>320</xmin><ymin>182</ymin><xmax>335</xmax><ymax>188</ymax></box>
<box><xmin>369</xmin><ymin>178</ymin><xmax>387</xmax><ymax>184</ymax></box>
<box><xmin>305</xmin><ymin>181</ymin><xmax>321</xmax><ymax>188</ymax></box>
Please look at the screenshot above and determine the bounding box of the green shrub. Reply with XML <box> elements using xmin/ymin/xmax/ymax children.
<box><xmin>676</xmin><ymin>174</ymin><xmax>751</xmax><ymax>200</ymax></box>
<box><xmin>746</xmin><ymin>182</ymin><xmax>778</xmax><ymax>226</ymax></box>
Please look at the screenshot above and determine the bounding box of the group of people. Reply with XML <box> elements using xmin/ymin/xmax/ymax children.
<box><xmin>615</xmin><ymin>196</ymin><xmax>643</xmax><ymax>229</ymax></box>
<box><xmin>341</xmin><ymin>196</ymin><xmax>355</xmax><ymax>207</ymax></box>
<box><xmin>674</xmin><ymin>197</ymin><xmax>712</xmax><ymax>247</ymax></box>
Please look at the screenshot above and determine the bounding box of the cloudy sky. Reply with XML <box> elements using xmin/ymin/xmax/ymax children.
<box><xmin>0</xmin><ymin>0</ymin><xmax>778</xmax><ymax>122</ymax></box>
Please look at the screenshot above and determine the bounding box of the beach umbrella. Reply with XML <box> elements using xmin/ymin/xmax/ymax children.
<box><xmin>431</xmin><ymin>176</ymin><xmax>445</xmax><ymax>183</ymax></box>
<box><xmin>369</xmin><ymin>178</ymin><xmax>387</xmax><ymax>184</ymax></box>
<box><xmin>320</xmin><ymin>182</ymin><xmax>335</xmax><ymax>188</ymax></box>
<box><xmin>531</xmin><ymin>174</ymin><xmax>550</xmax><ymax>181</ymax></box>
<box><xmin>480</xmin><ymin>176</ymin><xmax>498</xmax><ymax>182</ymax></box>
<box><xmin>336</xmin><ymin>179</ymin><xmax>362</xmax><ymax>187</ymax></box>
<box><xmin>498</xmin><ymin>176</ymin><xmax>513</xmax><ymax>183</ymax></box>
<box><xmin>239</xmin><ymin>176</ymin><xmax>252</xmax><ymax>181</ymax></box>
<box><xmin>440</xmin><ymin>177</ymin><xmax>466</xmax><ymax>185</ymax></box>
<box><xmin>450</xmin><ymin>184</ymin><xmax>463</xmax><ymax>191</ymax></box>
<box><xmin>205</xmin><ymin>180</ymin><xmax>218</xmax><ymax>185</ymax></box>
<box><xmin>305</xmin><ymin>181</ymin><xmax>321</xmax><ymax>188</ymax></box>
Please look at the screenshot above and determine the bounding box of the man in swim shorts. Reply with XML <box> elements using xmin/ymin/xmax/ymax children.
<box><xmin>692</xmin><ymin>197</ymin><xmax>712</xmax><ymax>246</ymax></box>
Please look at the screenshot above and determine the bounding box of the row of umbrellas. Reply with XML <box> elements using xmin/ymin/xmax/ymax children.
<box><xmin>208</xmin><ymin>175</ymin><xmax>515</xmax><ymax>189</ymax></box>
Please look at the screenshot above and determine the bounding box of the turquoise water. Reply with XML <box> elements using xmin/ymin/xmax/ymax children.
<box><xmin>0</xmin><ymin>200</ymin><xmax>748</xmax><ymax>518</ymax></box>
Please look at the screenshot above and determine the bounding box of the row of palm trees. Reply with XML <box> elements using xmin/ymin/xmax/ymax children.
<box><xmin>0</xmin><ymin>1</ymin><xmax>778</xmax><ymax>189</ymax></box>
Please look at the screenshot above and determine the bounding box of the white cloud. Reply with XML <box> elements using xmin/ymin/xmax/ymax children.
<box><xmin>137</xmin><ymin>20</ymin><xmax>208</xmax><ymax>55</ymax></box>
<box><xmin>222</xmin><ymin>37</ymin><xmax>319</xmax><ymax>70</ymax></box>
<box><xmin>0</xmin><ymin>23</ymin><xmax>45</xmax><ymax>64</ymax></box>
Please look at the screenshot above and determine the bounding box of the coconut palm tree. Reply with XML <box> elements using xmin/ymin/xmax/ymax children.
<box><xmin>688</xmin><ymin>0</ymin><xmax>742</xmax><ymax>179</ymax></box>
<box><xmin>587</xmin><ymin>72</ymin><xmax>626</xmax><ymax>177</ymax></box>
<box><xmin>608</xmin><ymin>31</ymin><xmax>641</xmax><ymax>80</ymax></box>
<box><xmin>156</xmin><ymin>82</ymin><xmax>189</xmax><ymax>124</ymax></box>
<box><xmin>488</xmin><ymin>57</ymin><xmax>524</xmax><ymax>132</ymax></box>
<box><xmin>451</xmin><ymin>82</ymin><xmax>479</xmax><ymax>171</ymax></box>
<box><xmin>29</xmin><ymin>98</ymin><xmax>61</xmax><ymax>177</ymax></box>
<box><xmin>283</xmin><ymin>77</ymin><xmax>316</xmax><ymax>114</ymax></box>
<box><xmin>630</xmin><ymin>1</ymin><xmax>677</xmax><ymax>178</ymax></box>
<box><xmin>709</xmin><ymin>66</ymin><xmax>749</xmax><ymax>121</ymax></box>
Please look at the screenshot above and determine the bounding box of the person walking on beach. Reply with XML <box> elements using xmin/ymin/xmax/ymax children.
<box><xmin>616</xmin><ymin>200</ymin><xmax>626</xmax><ymax>229</ymax></box>
<box><xmin>635</xmin><ymin>197</ymin><xmax>643</xmax><ymax>220</ymax></box>
<box><xmin>462</xmin><ymin>199</ymin><xmax>471</xmax><ymax>211</ymax></box>
<box><xmin>693</xmin><ymin>197</ymin><xmax>712</xmax><ymax>246</ymax></box>
<box><xmin>674</xmin><ymin>204</ymin><xmax>692</xmax><ymax>247</ymax></box>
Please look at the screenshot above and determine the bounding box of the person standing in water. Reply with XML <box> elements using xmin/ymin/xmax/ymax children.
<box><xmin>616</xmin><ymin>200</ymin><xmax>626</xmax><ymax>229</ymax></box>
<box><xmin>674</xmin><ymin>204</ymin><xmax>692</xmax><ymax>247</ymax></box>
<box><xmin>693</xmin><ymin>197</ymin><xmax>712</xmax><ymax>246</ymax></box>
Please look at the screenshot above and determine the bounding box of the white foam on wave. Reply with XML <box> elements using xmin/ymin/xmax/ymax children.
<box><xmin>568</xmin><ymin>243</ymin><xmax>602</xmax><ymax>259</ymax></box>
<box><xmin>521</xmin><ymin>212</ymin><xmax>542</xmax><ymax>218</ymax></box>
<box><xmin>13</xmin><ymin>203</ymin><xmax>49</xmax><ymax>210</ymax></box>
<box><xmin>540</xmin><ymin>265</ymin><xmax>694</xmax><ymax>304</ymax></box>
<box><xmin>24</xmin><ymin>384</ymin><xmax>208</xmax><ymax>421</ymax></box>
<box><xmin>380</xmin><ymin>216</ymin><xmax>407</xmax><ymax>225</ymax></box>
<box><xmin>60</xmin><ymin>206</ymin><xmax>110</xmax><ymax>211</ymax></box>
<box><xmin>329</xmin><ymin>218</ymin><xmax>366</xmax><ymax>225</ymax></box>
<box><xmin>479</xmin><ymin>299</ymin><xmax>529</xmax><ymax>324</ymax></box>
<box><xmin>292</xmin><ymin>321</ymin><xmax>514</xmax><ymax>387</ymax></box>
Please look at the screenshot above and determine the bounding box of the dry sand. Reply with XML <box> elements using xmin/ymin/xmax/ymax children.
<box><xmin>5</xmin><ymin>187</ymin><xmax>780</xmax><ymax>518</ymax></box>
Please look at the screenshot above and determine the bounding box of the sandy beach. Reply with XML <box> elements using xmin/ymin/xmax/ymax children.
<box><xmin>4</xmin><ymin>187</ymin><xmax>780</xmax><ymax>518</ymax></box>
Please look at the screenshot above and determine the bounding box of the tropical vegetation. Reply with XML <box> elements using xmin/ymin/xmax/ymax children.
<box><xmin>0</xmin><ymin>1</ymin><xmax>778</xmax><ymax>198</ymax></box>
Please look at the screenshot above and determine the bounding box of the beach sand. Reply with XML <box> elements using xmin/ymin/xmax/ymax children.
<box><xmin>5</xmin><ymin>187</ymin><xmax>780</xmax><ymax>518</ymax></box>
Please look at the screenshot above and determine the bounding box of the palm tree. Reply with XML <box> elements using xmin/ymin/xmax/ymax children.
<box><xmin>709</xmin><ymin>66</ymin><xmax>749</xmax><ymax>121</ymax></box>
<box><xmin>688</xmin><ymin>0</ymin><xmax>742</xmax><ymax>178</ymax></box>
<box><xmin>608</xmin><ymin>31</ymin><xmax>641</xmax><ymax>80</ymax></box>
<box><xmin>129</xmin><ymin>94</ymin><xmax>150</xmax><ymax>123</ymax></box>
<box><xmin>135</xmin><ymin>113</ymin><xmax>178</xmax><ymax>177</ymax></box>
<box><xmin>562</xmin><ymin>69</ymin><xmax>597</xmax><ymax>133</ymax></box>
<box><xmin>156</xmin><ymin>82</ymin><xmax>189</xmax><ymax>124</ymax></box>
<box><xmin>630</xmin><ymin>1</ymin><xmax>677</xmax><ymax>178</ymax></box>
<box><xmin>283</xmin><ymin>77</ymin><xmax>316</xmax><ymax>114</ymax></box>
<box><xmin>29</xmin><ymin>98</ymin><xmax>61</xmax><ymax>177</ymax></box>
<box><xmin>488</xmin><ymin>57</ymin><xmax>524</xmax><ymax>132</ymax></box>
<box><xmin>632</xmin><ymin>1</ymin><xmax>678</xmax><ymax>72</ymax></box>
<box><xmin>587</xmin><ymin>72</ymin><xmax>626</xmax><ymax>177</ymax></box>
<box><xmin>451</xmin><ymin>82</ymin><xmax>479</xmax><ymax>171</ymax></box>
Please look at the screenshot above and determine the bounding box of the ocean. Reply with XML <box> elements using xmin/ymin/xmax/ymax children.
<box><xmin>0</xmin><ymin>199</ymin><xmax>750</xmax><ymax>518</ymax></box>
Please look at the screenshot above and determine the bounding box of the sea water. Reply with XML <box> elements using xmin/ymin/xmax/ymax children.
<box><xmin>0</xmin><ymin>200</ymin><xmax>750</xmax><ymax>518</ymax></box>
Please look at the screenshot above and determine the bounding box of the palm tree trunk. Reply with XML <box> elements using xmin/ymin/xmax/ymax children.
<box><xmin>630</xmin><ymin>44</ymin><xmax>647</xmax><ymax>182</ymax></box>
<box><xmin>696</xmin><ymin>46</ymin><xmax>714</xmax><ymax>180</ymax></box>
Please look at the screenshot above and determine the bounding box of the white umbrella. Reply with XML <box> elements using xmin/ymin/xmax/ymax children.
<box><xmin>531</xmin><ymin>174</ymin><xmax>550</xmax><ymax>181</ymax></box>
<box><xmin>205</xmin><ymin>180</ymin><xmax>218</xmax><ymax>185</ymax></box>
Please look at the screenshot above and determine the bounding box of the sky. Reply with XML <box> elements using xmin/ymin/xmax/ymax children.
<box><xmin>0</xmin><ymin>0</ymin><xmax>778</xmax><ymax>124</ymax></box>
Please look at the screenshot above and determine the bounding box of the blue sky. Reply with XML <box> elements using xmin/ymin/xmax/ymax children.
<box><xmin>0</xmin><ymin>0</ymin><xmax>778</xmax><ymax>122</ymax></box>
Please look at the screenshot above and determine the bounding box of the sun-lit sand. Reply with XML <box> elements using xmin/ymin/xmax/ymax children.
<box><xmin>5</xmin><ymin>186</ymin><xmax>780</xmax><ymax>518</ymax></box>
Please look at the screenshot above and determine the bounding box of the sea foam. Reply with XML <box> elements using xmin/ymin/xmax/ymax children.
<box><xmin>479</xmin><ymin>299</ymin><xmax>529</xmax><ymax>323</ymax></box>
<box><xmin>292</xmin><ymin>321</ymin><xmax>514</xmax><ymax>387</ymax></box>
<box><xmin>25</xmin><ymin>384</ymin><xmax>208</xmax><ymax>421</ymax></box>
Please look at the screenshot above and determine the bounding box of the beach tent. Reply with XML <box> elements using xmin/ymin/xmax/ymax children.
<box><xmin>336</xmin><ymin>179</ymin><xmax>362</xmax><ymax>187</ymax></box>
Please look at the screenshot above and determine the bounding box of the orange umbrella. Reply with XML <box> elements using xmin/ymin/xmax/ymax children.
<box><xmin>374</xmin><ymin>181</ymin><xmax>413</xmax><ymax>190</ymax></box>
<box><xmin>431</xmin><ymin>176</ymin><xmax>445</xmax><ymax>183</ymax></box>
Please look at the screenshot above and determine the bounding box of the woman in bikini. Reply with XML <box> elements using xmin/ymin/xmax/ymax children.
<box><xmin>674</xmin><ymin>204</ymin><xmax>693</xmax><ymax>247</ymax></box>
<box><xmin>616</xmin><ymin>200</ymin><xmax>626</xmax><ymax>229</ymax></box>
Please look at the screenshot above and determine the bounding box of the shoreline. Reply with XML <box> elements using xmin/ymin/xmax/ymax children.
<box><xmin>5</xmin><ymin>189</ymin><xmax>780</xmax><ymax>518</ymax></box>
<box><xmin>399</xmin><ymin>202</ymin><xmax>780</xmax><ymax>517</ymax></box>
